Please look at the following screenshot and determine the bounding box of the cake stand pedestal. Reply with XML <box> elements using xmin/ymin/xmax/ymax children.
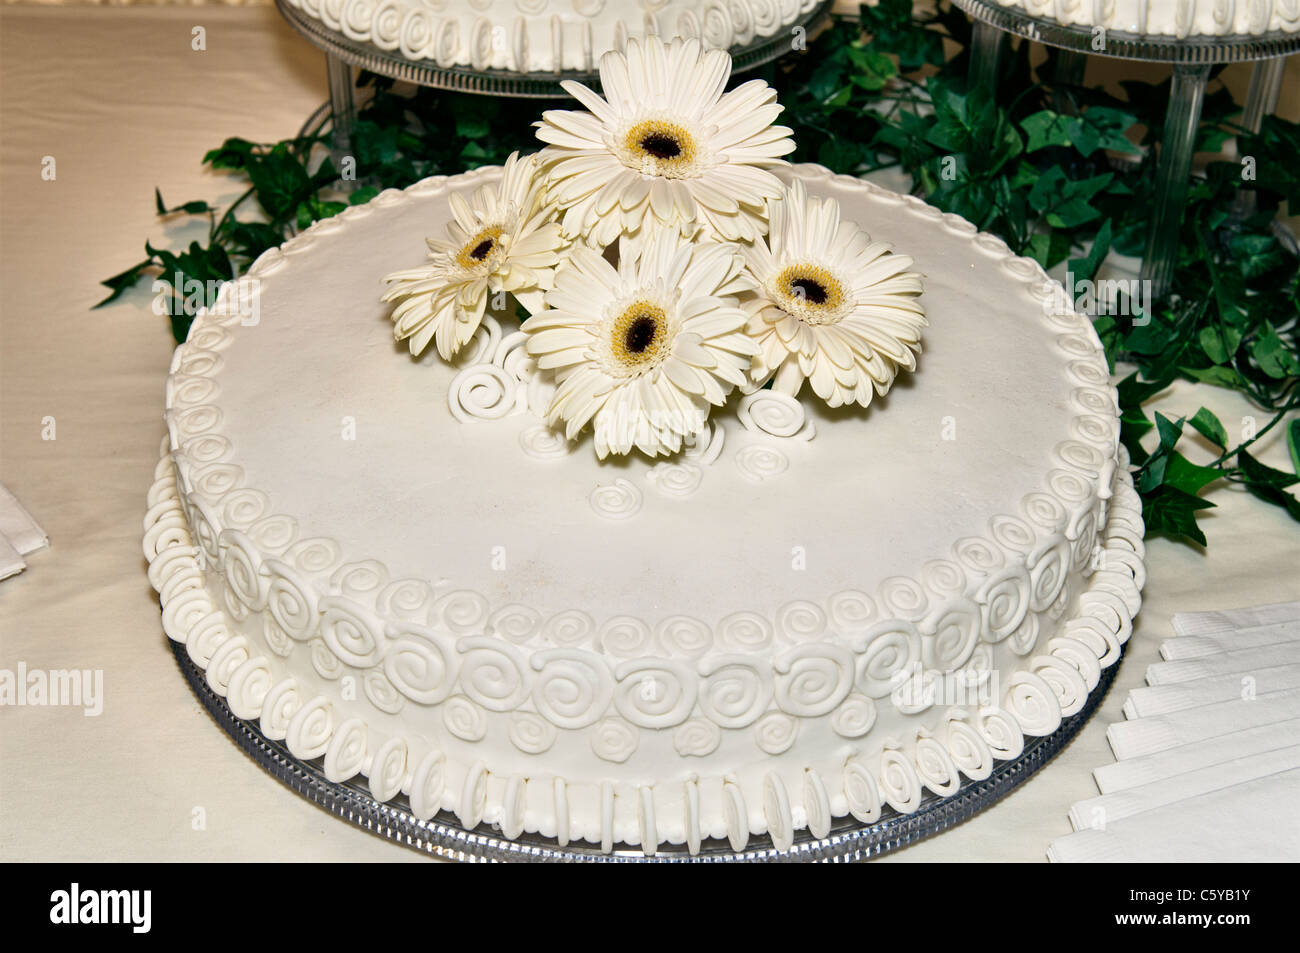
<box><xmin>274</xmin><ymin>0</ymin><xmax>835</xmax><ymax>153</ymax></box>
<box><xmin>953</xmin><ymin>0</ymin><xmax>1299</xmax><ymax>299</ymax></box>
<box><xmin>170</xmin><ymin>635</ymin><xmax>1121</xmax><ymax>863</ymax></box>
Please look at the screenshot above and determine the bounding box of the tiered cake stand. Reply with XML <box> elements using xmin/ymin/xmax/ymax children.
<box><xmin>275</xmin><ymin>0</ymin><xmax>835</xmax><ymax>150</ymax></box>
<box><xmin>953</xmin><ymin>0</ymin><xmax>1299</xmax><ymax>297</ymax></box>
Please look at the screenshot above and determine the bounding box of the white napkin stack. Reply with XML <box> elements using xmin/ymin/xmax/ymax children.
<box><xmin>0</xmin><ymin>482</ymin><xmax>48</xmax><ymax>581</ymax></box>
<box><xmin>1048</xmin><ymin>601</ymin><xmax>1300</xmax><ymax>862</ymax></box>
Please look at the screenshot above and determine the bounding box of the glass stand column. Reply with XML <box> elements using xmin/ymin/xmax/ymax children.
<box><xmin>1230</xmin><ymin>56</ymin><xmax>1287</xmax><ymax>221</ymax></box>
<box><xmin>969</xmin><ymin>19</ymin><xmax>1007</xmax><ymax>91</ymax></box>
<box><xmin>326</xmin><ymin>53</ymin><xmax>357</xmax><ymax>153</ymax></box>
<box><xmin>1052</xmin><ymin>49</ymin><xmax>1088</xmax><ymax>114</ymax></box>
<box><xmin>1140</xmin><ymin>64</ymin><xmax>1209</xmax><ymax>299</ymax></box>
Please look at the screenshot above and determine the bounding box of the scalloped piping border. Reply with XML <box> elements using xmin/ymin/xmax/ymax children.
<box><xmin>146</xmin><ymin>435</ymin><xmax>1144</xmax><ymax>853</ymax></box>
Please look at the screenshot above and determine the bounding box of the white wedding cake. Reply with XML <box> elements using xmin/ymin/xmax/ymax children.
<box><xmin>146</xmin><ymin>36</ymin><xmax>1143</xmax><ymax>854</ymax></box>
<box><xmin>990</xmin><ymin>0</ymin><xmax>1300</xmax><ymax>38</ymax></box>
<box><xmin>285</xmin><ymin>0</ymin><xmax>820</xmax><ymax>73</ymax></box>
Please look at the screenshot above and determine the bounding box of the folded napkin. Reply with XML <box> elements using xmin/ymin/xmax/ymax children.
<box><xmin>0</xmin><ymin>482</ymin><xmax>48</xmax><ymax>581</ymax></box>
<box><xmin>1171</xmin><ymin>601</ymin><xmax>1300</xmax><ymax>637</ymax></box>
<box><xmin>1160</xmin><ymin>620</ymin><xmax>1300</xmax><ymax>660</ymax></box>
<box><xmin>1107</xmin><ymin>689</ymin><xmax>1300</xmax><ymax>760</ymax></box>
<box><xmin>1123</xmin><ymin>663</ymin><xmax>1300</xmax><ymax>718</ymax></box>
<box><xmin>1048</xmin><ymin>768</ymin><xmax>1300</xmax><ymax>862</ymax></box>
<box><xmin>1094</xmin><ymin>717</ymin><xmax>1300</xmax><ymax>793</ymax></box>
<box><xmin>1146</xmin><ymin>643</ymin><xmax>1300</xmax><ymax>685</ymax></box>
<box><xmin>1069</xmin><ymin>745</ymin><xmax>1300</xmax><ymax>831</ymax></box>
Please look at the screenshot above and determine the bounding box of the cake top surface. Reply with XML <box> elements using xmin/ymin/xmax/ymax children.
<box><xmin>171</xmin><ymin>164</ymin><xmax>1114</xmax><ymax>653</ymax></box>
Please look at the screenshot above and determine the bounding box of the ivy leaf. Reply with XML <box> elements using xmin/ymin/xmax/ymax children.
<box><xmin>1154</xmin><ymin>412</ymin><xmax>1184</xmax><ymax>451</ymax></box>
<box><xmin>1243</xmin><ymin>483</ymin><xmax>1300</xmax><ymax>522</ymax></box>
<box><xmin>1228</xmin><ymin>232</ymin><xmax>1286</xmax><ymax>280</ymax></box>
<box><xmin>1029</xmin><ymin>168</ymin><xmax>1111</xmax><ymax>228</ymax></box>
<box><xmin>1116</xmin><ymin>371</ymin><xmax>1170</xmax><ymax>410</ymax></box>
<box><xmin>348</xmin><ymin>185</ymin><xmax>380</xmax><ymax>206</ymax></box>
<box><xmin>94</xmin><ymin>259</ymin><xmax>153</xmax><ymax>308</ymax></box>
<box><xmin>245</xmin><ymin>145</ymin><xmax>313</xmax><ymax>223</ymax></box>
<box><xmin>202</xmin><ymin>137</ymin><xmax>258</xmax><ymax>171</ymax></box>
<box><xmin>1025</xmin><ymin>231</ymin><xmax>1072</xmax><ymax>270</ymax></box>
<box><xmin>1022</xmin><ymin>110</ymin><xmax>1073</xmax><ymax>152</ymax></box>
<box><xmin>1161</xmin><ymin>452</ymin><xmax>1223</xmax><ymax>495</ymax></box>
<box><xmin>1142</xmin><ymin>484</ymin><xmax>1215</xmax><ymax>547</ymax></box>
<box><xmin>1288</xmin><ymin>418</ymin><xmax>1300</xmax><ymax>476</ymax></box>
<box><xmin>455</xmin><ymin>113</ymin><xmax>491</xmax><ymax>140</ymax></box>
<box><xmin>1182</xmin><ymin>365</ymin><xmax>1249</xmax><ymax>392</ymax></box>
<box><xmin>1188</xmin><ymin>407</ymin><xmax>1227</xmax><ymax>448</ymax></box>
<box><xmin>1238</xmin><ymin>449</ymin><xmax>1300</xmax><ymax>489</ymax></box>
<box><xmin>1066</xmin><ymin>106</ymin><xmax>1142</xmax><ymax>157</ymax></box>
<box><xmin>1067</xmin><ymin>218</ymin><xmax>1113</xmax><ymax>285</ymax></box>
<box><xmin>1251</xmin><ymin>323</ymin><xmax>1300</xmax><ymax>379</ymax></box>
<box><xmin>847</xmin><ymin>47</ymin><xmax>897</xmax><ymax>91</ymax></box>
<box><xmin>1197</xmin><ymin>324</ymin><xmax>1243</xmax><ymax>364</ymax></box>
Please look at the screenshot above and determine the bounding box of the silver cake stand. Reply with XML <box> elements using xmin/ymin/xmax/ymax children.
<box><xmin>952</xmin><ymin>0</ymin><xmax>1299</xmax><ymax>299</ymax></box>
<box><xmin>171</xmin><ymin>637</ymin><xmax>1121</xmax><ymax>862</ymax></box>
<box><xmin>274</xmin><ymin>0</ymin><xmax>835</xmax><ymax>149</ymax></box>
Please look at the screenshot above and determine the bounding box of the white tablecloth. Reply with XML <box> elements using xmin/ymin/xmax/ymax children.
<box><xmin>1</xmin><ymin>5</ymin><xmax>1297</xmax><ymax>861</ymax></box>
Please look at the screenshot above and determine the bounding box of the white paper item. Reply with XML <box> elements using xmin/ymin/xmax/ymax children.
<box><xmin>1160</xmin><ymin>621</ymin><xmax>1300</xmax><ymax>660</ymax></box>
<box><xmin>0</xmin><ymin>533</ymin><xmax>25</xmax><ymax>581</ymax></box>
<box><xmin>1070</xmin><ymin>745</ymin><xmax>1300</xmax><ymax>831</ymax></box>
<box><xmin>1095</xmin><ymin>718</ymin><xmax>1300</xmax><ymax>793</ymax></box>
<box><xmin>1048</xmin><ymin>768</ymin><xmax>1300</xmax><ymax>862</ymax></box>
<box><xmin>1171</xmin><ymin>601</ymin><xmax>1300</xmax><ymax>637</ymax></box>
<box><xmin>1124</xmin><ymin>663</ymin><xmax>1300</xmax><ymax>718</ymax></box>
<box><xmin>1146</xmin><ymin>643</ymin><xmax>1300</xmax><ymax>685</ymax></box>
<box><xmin>1107</xmin><ymin>689</ymin><xmax>1300</xmax><ymax>760</ymax></box>
<box><xmin>0</xmin><ymin>482</ymin><xmax>48</xmax><ymax>556</ymax></box>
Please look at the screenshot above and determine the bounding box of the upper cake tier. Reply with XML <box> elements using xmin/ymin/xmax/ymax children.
<box><xmin>147</xmin><ymin>164</ymin><xmax>1142</xmax><ymax>853</ymax></box>
<box><xmin>988</xmin><ymin>0</ymin><xmax>1300</xmax><ymax>38</ymax></box>
<box><xmin>285</xmin><ymin>0</ymin><xmax>820</xmax><ymax>73</ymax></box>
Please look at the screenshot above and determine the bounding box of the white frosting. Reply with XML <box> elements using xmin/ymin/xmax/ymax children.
<box><xmin>284</xmin><ymin>0</ymin><xmax>821</xmax><ymax>72</ymax></box>
<box><xmin>146</xmin><ymin>164</ymin><xmax>1145</xmax><ymax>854</ymax></box>
<box><xmin>994</xmin><ymin>0</ymin><xmax>1299</xmax><ymax>36</ymax></box>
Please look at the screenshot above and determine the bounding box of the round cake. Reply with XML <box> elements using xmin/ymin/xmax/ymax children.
<box><xmin>285</xmin><ymin>0</ymin><xmax>819</xmax><ymax>73</ymax></box>
<box><xmin>989</xmin><ymin>0</ymin><xmax>1299</xmax><ymax>38</ymax></box>
<box><xmin>145</xmin><ymin>161</ymin><xmax>1144</xmax><ymax>854</ymax></box>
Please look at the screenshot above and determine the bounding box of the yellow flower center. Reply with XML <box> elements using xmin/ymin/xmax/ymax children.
<box><xmin>622</xmin><ymin>120</ymin><xmax>697</xmax><ymax>177</ymax></box>
<box><xmin>610</xmin><ymin>300</ymin><xmax>669</xmax><ymax>374</ymax></box>
<box><xmin>455</xmin><ymin>225</ymin><xmax>504</xmax><ymax>270</ymax></box>
<box><xmin>776</xmin><ymin>264</ymin><xmax>846</xmax><ymax>325</ymax></box>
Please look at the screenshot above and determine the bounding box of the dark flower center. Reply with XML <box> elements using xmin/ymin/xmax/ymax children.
<box><xmin>791</xmin><ymin>278</ymin><xmax>828</xmax><ymax>305</ymax></box>
<box><xmin>639</xmin><ymin>133</ymin><xmax>682</xmax><ymax>160</ymax></box>
<box><xmin>624</xmin><ymin>315</ymin><xmax>658</xmax><ymax>354</ymax></box>
<box><xmin>470</xmin><ymin>238</ymin><xmax>495</xmax><ymax>261</ymax></box>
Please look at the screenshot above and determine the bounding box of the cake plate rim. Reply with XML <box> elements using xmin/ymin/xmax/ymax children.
<box><xmin>168</xmin><ymin>634</ymin><xmax>1122</xmax><ymax>863</ymax></box>
<box><xmin>273</xmin><ymin>0</ymin><xmax>837</xmax><ymax>97</ymax></box>
<box><xmin>951</xmin><ymin>0</ymin><xmax>1300</xmax><ymax>63</ymax></box>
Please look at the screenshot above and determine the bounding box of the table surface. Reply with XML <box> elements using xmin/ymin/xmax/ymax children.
<box><xmin>1</xmin><ymin>5</ymin><xmax>1297</xmax><ymax>863</ymax></box>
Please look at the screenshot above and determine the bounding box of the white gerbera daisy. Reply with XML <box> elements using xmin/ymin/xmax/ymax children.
<box><xmin>382</xmin><ymin>152</ymin><xmax>563</xmax><ymax>360</ymax></box>
<box><xmin>741</xmin><ymin>179</ymin><xmax>927</xmax><ymax>408</ymax></box>
<box><xmin>534</xmin><ymin>35</ymin><xmax>795</xmax><ymax>247</ymax></box>
<box><xmin>522</xmin><ymin>226</ymin><xmax>756</xmax><ymax>458</ymax></box>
